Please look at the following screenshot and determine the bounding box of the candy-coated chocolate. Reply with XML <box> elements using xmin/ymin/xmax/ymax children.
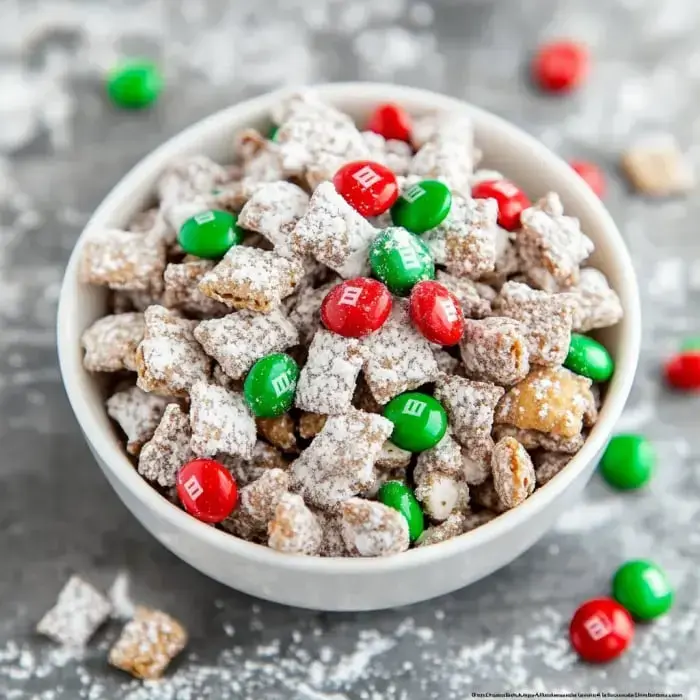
<box><xmin>321</xmin><ymin>278</ymin><xmax>393</xmax><ymax>338</ymax></box>
<box><xmin>383</xmin><ymin>392</ymin><xmax>447</xmax><ymax>452</ymax></box>
<box><xmin>569</xmin><ymin>598</ymin><xmax>634</xmax><ymax>663</ymax></box>
<box><xmin>564</xmin><ymin>333</ymin><xmax>614</xmax><ymax>382</ymax></box>
<box><xmin>178</xmin><ymin>210</ymin><xmax>242</xmax><ymax>259</ymax></box>
<box><xmin>599</xmin><ymin>434</ymin><xmax>655</xmax><ymax>490</ymax></box>
<box><xmin>664</xmin><ymin>352</ymin><xmax>700</xmax><ymax>390</ymax></box>
<box><xmin>378</xmin><ymin>481</ymin><xmax>425</xmax><ymax>542</ymax></box>
<box><xmin>107</xmin><ymin>59</ymin><xmax>163</xmax><ymax>108</ymax></box>
<box><xmin>333</xmin><ymin>160</ymin><xmax>399</xmax><ymax>217</ymax></box>
<box><xmin>409</xmin><ymin>280</ymin><xmax>465</xmax><ymax>346</ymax></box>
<box><xmin>390</xmin><ymin>180</ymin><xmax>452</xmax><ymax>234</ymax></box>
<box><xmin>570</xmin><ymin>160</ymin><xmax>606</xmax><ymax>198</ymax></box>
<box><xmin>176</xmin><ymin>458</ymin><xmax>238</xmax><ymax>523</ymax></box>
<box><xmin>532</xmin><ymin>40</ymin><xmax>589</xmax><ymax>93</ymax></box>
<box><xmin>471</xmin><ymin>179</ymin><xmax>530</xmax><ymax>231</ymax></box>
<box><xmin>612</xmin><ymin>560</ymin><xmax>674</xmax><ymax>620</ymax></box>
<box><xmin>244</xmin><ymin>353</ymin><xmax>299</xmax><ymax>418</ymax></box>
<box><xmin>366</xmin><ymin>103</ymin><xmax>412</xmax><ymax>142</ymax></box>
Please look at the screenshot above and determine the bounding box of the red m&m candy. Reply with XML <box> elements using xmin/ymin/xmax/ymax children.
<box><xmin>321</xmin><ymin>278</ymin><xmax>393</xmax><ymax>338</ymax></box>
<box><xmin>569</xmin><ymin>598</ymin><xmax>634</xmax><ymax>663</ymax></box>
<box><xmin>532</xmin><ymin>40</ymin><xmax>589</xmax><ymax>94</ymax></box>
<box><xmin>664</xmin><ymin>352</ymin><xmax>700</xmax><ymax>391</ymax></box>
<box><xmin>409</xmin><ymin>280</ymin><xmax>464</xmax><ymax>346</ymax></box>
<box><xmin>366</xmin><ymin>103</ymin><xmax>412</xmax><ymax>143</ymax></box>
<box><xmin>570</xmin><ymin>160</ymin><xmax>606</xmax><ymax>198</ymax></box>
<box><xmin>176</xmin><ymin>458</ymin><xmax>238</xmax><ymax>523</ymax></box>
<box><xmin>471</xmin><ymin>180</ymin><xmax>531</xmax><ymax>231</ymax></box>
<box><xmin>333</xmin><ymin>160</ymin><xmax>399</xmax><ymax>217</ymax></box>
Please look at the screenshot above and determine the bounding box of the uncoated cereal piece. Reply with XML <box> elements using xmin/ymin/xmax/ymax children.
<box><xmin>189</xmin><ymin>381</ymin><xmax>256</xmax><ymax>459</ymax></box>
<box><xmin>415</xmin><ymin>513</ymin><xmax>466</xmax><ymax>547</ymax></box>
<box><xmin>569</xmin><ymin>268</ymin><xmax>623</xmax><ymax>333</ymax></box>
<box><xmin>494</xmin><ymin>281</ymin><xmax>575</xmax><ymax>366</ymax></box>
<box><xmin>375</xmin><ymin>442</ymin><xmax>412</xmax><ymax>470</ymax></box>
<box><xmin>435</xmin><ymin>270</ymin><xmax>492</xmax><ymax>319</ymax></box>
<box><xmin>414</xmin><ymin>470</ymin><xmax>469</xmax><ymax>522</ymax></box>
<box><xmin>517</xmin><ymin>193</ymin><xmax>594</xmax><ymax>291</ymax></box>
<box><xmin>362</xmin><ymin>301</ymin><xmax>439</xmax><ymax>405</ymax></box>
<box><xmin>443</xmin><ymin>198</ymin><xmax>498</xmax><ymax>279</ymax></box>
<box><xmin>138</xmin><ymin>404</ymin><xmax>194</xmax><ymax>487</ymax></box>
<box><xmin>268</xmin><ymin>493</ymin><xmax>323</xmax><ymax>555</ymax></box>
<box><xmin>298</xmin><ymin>411</ymin><xmax>328</xmax><ymax>440</ymax></box>
<box><xmin>81</xmin><ymin>312</ymin><xmax>145</xmax><ymax>372</ymax></box>
<box><xmin>37</xmin><ymin>576</ymin><xmax>112</xmax><ymax>648</ymax></box>
<box><xmin>289</xmin><ymin>409</ymin><xmax>393</xmax><ymax>509</ymax></box>
<box><xmin>291</xmin><ymin>182</ymin><xmax>378</xmax><ymax>279</ymax></box>
<box><xmin>156</xmin><ymin>155</ymin><xmax>230</xmax><ymax>207</ymax></box>
<box><xmin>135</xmin><ymin>305</ymin><xmax>212</xmax><ymax>397</ymax></box>
<box><xmin>491</xmin><ymin>436</ymin><xmax>536</xmax><ymax>509</ymax></box>
<box><xmin>459</xmin><ymin>317</ymin><xmax>530</xmax><ymax>386</ymax></box>
<box><xmin>361</xmin><ymin>131</ymin><xmax>413</xmax><ymax>175</ymax></box>
<box><xmin>162</xmin><ymin>261</ymin><xmax>230</xmax><ymax>318</ymax></box>
<box><xmin>460</xmin><ymin>436</ymin><xmax>494</xmax><ymax>485</ymax></box>
<box><xmin>533</xmin><ymin>451</ymin><xmax>571</xmax><ymax>487</ymax></box>
<box><xmin>295</xmin><ymin>330</ymin><xmax>366</xmax><ymax>415</ymax></box>
<box><xmin>340</xmin><ymin>498</ymin><xmax>409</xmax><ymax>557</ymax></box>
<box><xmin>494</xmin><ymin>367</ymin><xmax>593</xmax><ymax>439</ymax></box>
<box><xmin>106</xmin><ymin>385</ymin><xmax>170</xmax><ymax>456</ymax></box>
<box><xmin>198</xmin><ymin>246</ymin><xmax>304</xmax><ymax>313</ymax></box>
<box><xmin>415</xmin><ymin>431</ymin><xmax>463</xmax><ymax>480</ymax></box>
<box><xmin>80</xmin><ymin>229</ymin><xmax>166</xmax><ymax>293</ymax></box>
<box><xmin>108</xmin><ymin>607</ymin><xmax>187</xmax><ymax>680</ymax></box>
<box><xmin>493</xmin><ymin>424</ymin><xmax>584</xmax><ymax>455</ymax></box>
<box><xmin>256</xmin><ymin>414</ymin><xmax>298</xmax><ymax>453</ymax></box>
<box><xmin>194</xmin><ymin>309</ymin><xmax>299</xmax><ymax>380</ymax></box>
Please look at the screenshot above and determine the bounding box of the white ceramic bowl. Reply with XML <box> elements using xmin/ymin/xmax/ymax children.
<box><xmin>57</xmin><ymin>83</ymin><xmax>640</xmax><ymax>611</ymax></box>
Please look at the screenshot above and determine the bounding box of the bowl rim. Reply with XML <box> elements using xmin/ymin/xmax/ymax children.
<box><xmin>57</xmin><ymin>82</ymin><xmax>641</xmax><ymax>574</ymax></box>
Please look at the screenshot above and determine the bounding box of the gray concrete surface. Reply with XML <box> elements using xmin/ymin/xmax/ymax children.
<box><xmin>1</xmin><ymin>0</ymin><xmax>700</xmax><ymax>697</ymax></box>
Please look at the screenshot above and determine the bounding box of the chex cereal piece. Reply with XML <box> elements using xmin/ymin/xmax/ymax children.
<box><xmin>491</xmin><ymin>436</ymin><xmax>536</xmax><ymax>509</ymax></box>
<box><xmin>414</xmin><ymin>470</ymin><xmax>469</xmax><ymax>522</ymax></box>
<box><xmin>569</xmin><ymin>268</ymin><xmax>624</xmax><ymax>333</ymax></box>
<box><xmin>415</xmin><ymin>432</ymin><xmax>463</xmax><ymax>479</ymax></box>
<box><xmin>135</xmin><ymin>306</ymin><xmax>212</xmax><ymax>397</ymax></box>
<box><xmin>493</xmin><ymin>424</ymin><xmax>584</xmax><ymax>455</ymax></box>
<box><xmin>268</xmin><ymin>492</ymin><xmax>323</xmax><ymax>555</ymax></box>
<box><xmin>340</xmin><ymin>498</ymin><xmax>409</xmax><ymax>557</ymax></box>
<box><xmin>495</xmin><ymin>367</ymin><xmax>593</xmax><ymax>439</ymax></box>
<box><xmin>81</xmin><ymin>312</ymin><xmax>145</xmax><ymax>372</ymax></box>
<box><xmin>109</xmin><ymin>607</ymin><xmax>187</xmax><ymax>680</ymax></box>
<box><xmin>138</xmin><ymin>404</ymin><xmax>194</xmax><ymax>487</ymax></box>
<box><xmin>518</xmin><ymin>193</ymin><xmax>594</xmax><ymax>291</ymax></box>
<box><xmin>198</xmin><ymin>245</ymin><xmax>304</xmax><ymax>313</ymax></box>
<box><xmin>495</xmin><ymin>281</ymin><xmax>575</xmax><ymax>366</ymax></box>
<box><xmin>106</xmin><ymin>385</ymin><xmax>170</xmax><ymax>455</ymax></box>
<box><xmin>219</xmin><ymin>441</ymin><xmax>289</xmax><ymax>487</ymax></box>
<box><xmin>156</xmin><ymin>155</ymin><xmax>230</xmax><ymax>207</ymax></box>
<box><xmin>290</xmin><ymin>409</ymin><xmax>393</xmax><ymax>509</ymax></box>
<box><xmin>434</xmin><ymin>374</ymin><xmax>505</xmax><ymax>444</ymax></box>
<box><xmin>470</xmin><ymin>478</ymin><xmax>508</xmax><ymax>514</ymax></box>
<box><xmin>234</xmin><ymin>128</ymin><xmax>285</xmax><ymax>183</ymax></box>
<box><xmin>415</xmin><ymin>513</ymin><xmax>466</xmax><ymax>547</ymax></box>
<box><xmin>361</xmin><ymin>468</ymin><xmax>406</xmax><ymax>499</ymax></box>
<box><xmin>162</xmin><ymin>261</ymin><xmax>229</xmax><ymax>318</ymax></box>
<box><xmin>375</xmin><ymin>442</ymin><xmax>412</xmax><ymax>470</ymax></box>
<box><xmin>295</xmin><ymin>330</ymin><xmax>366</xmax><ymax>415</ymax></box>
<box><xmin>287</xmin><ymin>281</ymin><xmax>338</xmax><ymax>345</ymax></box>
<box><xmin>460</xmin><ymin>317</ymin><xmax>530</xmax><ymax>386</ymax></box>
<box><xmin>298</xmin><ymin>412</ymin><xmax>328</xmax><ymax>439</ymax></box>
<box><xmin>212</xmin><ymin>363</ymin><xmax>243</xmax><ymax>392</ymax></box>
<box><xmin>111</xmin><ymin>289</ymin><xmax>163</xmax><ymax>314</ymax></box>
<box><xmin>435</xmin><ymin>270</ymin><xmax>492</xmax><ymax>319</ymax></box>
<box><xmin>362</xmin><ymin>301</ymin><xmax>439</xmax><ymax>405</ymax></box>
<box><xmin>256</xmin><ymin>414</ymin><xmax>298</xmax><ymax>453</ymax></box>
<box><xmin>361</xmin><ymin>131</ymin><xmax>413</xmax><ymax>175</ymax></box>
<box><xmin>129</xmin><ymin>207</ymin><xmax>177</xmax><ymax>246</ymax></box>
<box><xmin>80</xmin><ymin>229</ymin><xmax>166</xmax><ymax>293</ymax></box>
<box><xmin>460</xmin><ymin>436</ymin><xmax>494</xmax><ymax>485</ymax></box>
<box><xmin>534</xmin><ymin>451</ymin><xmax>571</xmax><ymax>486</ymax></box>
<box><xmin>238</xmin><ymin>181</ymin><xmax>310</xmax><ymax>259</ymax></box>
<box><xmin>194</xmin><ymin>309</ymin><xmax>298</xmax><ymax>380</ymax></box>
<box><xmin>37</xmin><ymin>576</ymin><xmax>112</xmax><ymax>648</ymax></box>
<box><xmin>316</xmin><ymin>511</ymin><xmax>351</xmax><ymax>557</ymax></box>
<box><xmin>433</xmin><ymin>348</ymin><xmax>462</xmax><ymax>376</ymax></box>
<box><xmin>480</xmin><ymin>227</ymin><xmax>520</xmax><ymax>286</ymax></box>
<box><xmin>291</xmin><ymin>181</ymin><xmax>378</xmax><ymax>279</ymax></box>
<box><xmin>621</xmin><ymin>134</ymin><xmax>694</xmax><ymax>196</ymax></box>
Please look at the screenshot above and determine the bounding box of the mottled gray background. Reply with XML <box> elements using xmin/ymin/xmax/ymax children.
<box><xmin>1</xmin><ymin>0</ymin><xmax>700</xmax><ymax>697</ymax></box>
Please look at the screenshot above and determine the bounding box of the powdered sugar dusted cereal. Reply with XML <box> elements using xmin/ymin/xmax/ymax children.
<box><xmin>162</xmin><ymin>261</ymin><xmax>229</xmax><ymax>318</ymax></box>
<box><xmin>415</xmin><ymin>512</ymin><xmax>466</xmax><ymax>547</ymax></box>
<box><xmin>415</xmin><ymin>431</ymin><xmax>463</xmax><ymax>479</ymax></box>
<box><xmin>375</xmin><ymin>441</ymin><xmax>412</xmax><ymax>470</ymax></box>
<box><xmin>361</xmin><ymin>131</ymin><xmax>413</xmax><ymax>176</ymax></box>
<box><xmin>443</xmin><ymin>197</ymin><xmax>498</xmax><ymax>279</ymax></box>
<box><xmin>435</xmin><ymin>270</ymin><xmax>492</xmax><ymax>318</ymax></box>
<box><xmin>493</xmin><ymin>424</ymin><xmax>585</xmax><ymax>454</ymax></box>
<box><xmin>569</xmin><ymin>267</ymin><xmax>624</xmax><ymax>333</ymax></box>
<box><xmin>220</xmin><ymin>441</ymin><xmax>289</xmax><ymax>487</ymax></box>
<box><xmin>414</xmin><ymin>470</ymin><xmax>469</xmax><ymax>522</ymax></box>
<box><xmin>491</xmin><ymin>436</ymin><xmax>536</xmax><ymax>509</ymax></box>
<box><xmin>461</xmin><ymin>436</ymin><xmax>494</xmax><ymax>485</ymax></box>
<box><xmin>534</xmin><ymin>451</ymin><xmax>571</xmax><ymax>486</ymax></box>
<box><xmin>256</xmin><ymin>414</ymin><xmax>298</xmax><ymax>453</ymax></box>
<box><xmin>287</xmin><ymin>281</ymin><xmax>338</xmax><ymax>345</ymax></box>
<box><xmin>81</xmin><ymin>312</ymin><xmax>144</xmax><ymax>372</ymax></box>
<box><xmin>340</xmin><ymin>497</ymin><xmax>410</xmax><ymax>557</ymax></box>
<box><xmin>268</xmin><ymin>492</ymin><xmax>323</xmax><ymax>555</ymax></box>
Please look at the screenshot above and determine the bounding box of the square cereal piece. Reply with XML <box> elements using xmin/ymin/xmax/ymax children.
<box><xmin>37</xmin><ymin>576</ymin><xmax>112</xmax><ymax>648</ymax></box>
<box><xmin>362</xmin><ymin>301</ymin><xmax>439</xmax><ymax>405</ymax></box>
<box><xmin>81</xmin><ymin>312</ymin><xmax>145</xmax><ymax>373</ymax></box>
<box><xmin>79</xmin><ymin>229</ymin><xmax>166</xmax><ymax>293</ymax></box>
<box><xmin>156</xmin><ymin>155</ymin><xmax>230</xmax><ymax>208</ymax></box>
<box><xmin>109</xmin><ymin>607</ymin><xmax>187</xmax><ymax>680</ymax></box>
<box><xmin>517</xmin><ymin>193</ymin><xmax>594</xmax><ymax>291</ymax></box>
<box><xmin>106</xmin><ymin>384</ymin><xmax>170</xmax><ymax>455</ymax></box>
<box><xmin>138</xmin><ymin>404</ymin><xmax>195</xmax><ymax>487</ymax></box>
<box><xmin>268</xmin><ymin>492</ymin><xmax>323</xmax><ymax>555</ymax></box>
<box><xmin>361</xmin><ymin>131</ymin><xmax>413</xmax><ymax>176</ymax></box>
<box><xmin>415</xmin><ymin>431</ymin><xmax>463</xmax><ymax>480</ymax></box>
<box><xmin>444</xmin><ymin>198</ymin><xmax>498</xmax><ymax>279</ymax></box>
<box><xmin>291</xmin><ymin>181</ymin><xmax>378</xmax><ymax>279</ymax></box>
<box><xmin>162</xmin><ymin>261</ymin><xmax>230</xmax><ymax>318</ymax></box>
<box><xmin>493</xmin><ymin>424</ymin><xmax>584</xmax><ymax>455</ymax></box>
<box><xmin>435</xmin><ymin>271</ymin><xmax>492</xmax><ymax>319</ymax></box>
<box><xmin>290</xmin><ymin>409</ymin><xmax>394</xmax><ymax>509</ymax></box>
<box><xmin>569</xmin><ymin>268</ymin><xmax>623</xmax><ymax>333</ymax></box>
<box><xmin>256</xmin><ymin>414</ymin><xmax>298</xmax><ymax>453</ymax></box>
<box><xmin>375</xmin><ymin>441</ymin><xmax>412</xmax><ymax>470</ymax></box>
<box><xmin>189</xmin><ymin>381</ymin><xmax>256</xmax><ymax>459</ymax></box>
<box><xmin>295</xmin><ymin>330</ymin><xmax>366</xmax><ymax>415</ymax></box>
<box><xmin>340</xmin><ymin>498</ymin><xmax>409</xmax><ymax>557</ymax></box>
<box><xmin>198</xmin><ymin>246</ymin><xmax>304</xmax><ymax>313</ymax></box>
<box><xmin>136</xmin><ymin>306</ymin><xmax>212</xmax><ymax>397</ymax></box>
<box><xmin>194</xmin><ymin>309</ymin><xmax>299</xmax><ymax>380</ymax></box>
<box><xmin>494</xmin><ymin>281</ymin><xmax>575</xmax><ymax>366</ymax></box>
<box><xmin>491</xmin><ymin>436</ymin><xmax>535</xmax><ymax>509</ymax></box>
<box><xmin>416</xmin><ymin>512</ymin><xmax>467</xmax><ymax>547</ymax></box>
<box><xmin>234</xmin><ymin>127</ymin><xmax>286</xmax><ymax>183</ymax></box>
<box><xmin>460</xmin><ymin>436</ymin><xmax>494</xmax><ymax>485</ymax></box>
<box><xmin>287</xmin><ymin>281</ymin><xmax>338</xmax><ymax>346</ymax></box>
<box><xmin>414</xmin><ymin>469</ymin><xmax>469</xmax><ymax>522</ymax></box>
<box><xmin>128</xmin><ymin>207</ymin><xmax>177</xmax><ymax>246</ymax></box>
<box><xmin>221</xmin><ymin>440</ymin><xmax>289</xmax><ymax>487</ymax></box>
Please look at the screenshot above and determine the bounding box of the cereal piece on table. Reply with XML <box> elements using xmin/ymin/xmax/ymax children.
<box><xmin>375</xmin><ymin>441</ymin><xmax>412</xmax><ymax>470</ymax></box>
<box><xmin>460</xmin><ymin>436</ymin><xmax>494</xmax><ymax>485</ymax></box>
<box><xmin>517</xmin><ymin>193</ymin><xmax>594</xmax><ymax>291</ymax></box>
<box><xmin>435</xmin><ymin>270</ymin><xmax>492</xmax><ymax>319</ymax></box>
<box><xmin>459</xmin><ymin>317</ymin><xmax>530</xmax><ymax>386</ymax></box>
<box><xmin>162</xmin><ymin>261</ymin><xmax>230</xmax><ymax>318</ymax></box>
<box><xmin>470</xmin><ymin>478</ymin><xmax>508</xmax><ymax>514</ymax></box>
<box><xmin>189</xmin><ymin>381</ymin><xmax>256</xmax><ymax>459</ymax></box>
<box><xmin>290</xmin><ymin>409</ymin><xmax>393</xmax><ymax>509</ymax></box>
<box><xmin>340</xmin><ymin>497</ymin><xmax>409</xmax><ymax>557</ymax></box>
<box><xmin>256</xmin><ymin>414</ymin><xmax>298</xmax><ymax>453</ymax></box>
<box><xmin>194</xmin><ymin>309</ymin><xmax>298</xmax><ymax>380</ymax></box>
<box><xmin>415</xmin><ymin>512</ymin><xmax>466</xmax><ymax>547</ymax></box>
<box><xmin>433</xmin><ymin>348</ymin><xmax>462</xmax><ymax>376</ymax></box>
<box><xmin>493</xmin><ymin>424</ymin><xmax>584</xmax><ymax>454</ymax></box>
<box><xmin>495</xmin><ymin>367</ymin><xmax>593</xmax><ymax>439</ymax></box>
<box><xmin>268</xmin><ymin>493</ymin><xmax>323</xmax><ymax>555</ymax></box>
<box><xmin>198</xmin><ymin>246</ymin><xmax>304</xmax><ymax>313</ymax></box>
<box><xmin>108</xmin><ymin>607</ymin><xmax>187</xmax><ymax>680</ymax></box>
<box><xmin>414</xmin><ymin>470</ymin><xmax>469</xmax><ymax>522</ymax></box>
<box><xmin>295</xmin><ymin>330</ymin><xmax>366</xmax><ymax>415</ymax></box>
<box><xmin>37</xmin><ymin>576</ymin><xmax>112</xmax><ymax>648</ymax></box>
<box><xmin>291</xmin><ymin>182</ymin><xmax>378</xmax><ymax>279</ymax></box>
<box><xmin>135</xmin><ymin>305</ymin><xmax>212</xmax><ymax>397</ymax></box>
<box><xmin>316</xmin><ymin>511</ymin><xmax>351</xmax><ymax>557</ymax></box>
<box><xmin>361</xmin><ymin>131</ymin><xmax>413</xmax><ymax>175</ymax></box>
<box><xmin>80</xmin><ymin>229</ymin><xmax>166</xmax><ymax>293</ymax></box>
<box><xmin>491</xmin><ymin>436</ymin><xmax>536</xmax><ymax>509</ymax></box>
<box><xmin>106</xmin><ymin>385</ymin><xmax>170</xmax><ymax>455</ymax></box>
<box><xmin>362</xmin><ymin>301</ymin><xmax>439</xmax><ymax>405</ymax></box>
<box><xmin>533</xmin><ymin>451</ymin><xmax>571</xmax><ymax>486</ymax></box>
<box><xmin>287</xmin><ymin>281</ymin><xmax>337</xmax><ymax>345</ymax></box>
<box><xmin>415</xmin><ymin>432</ymin><xmax>463</xmax><ymax>479</ymax></box>
<box><xmin>138</xmin><ymin>404</ymin><xmax>194</xmax><ymax>487</ymax></box>
<box><xmin>494</xmin><ymin>281</ymin><xmax>575</xmax><ymax>366</ymax></box>
<box><xmin>156</xmin><ymin>155</ymin><xmax>230</xmax><ymax>207</ymax></box>
<box><xmin>569</xmin><ymin>268</ymin><xmax>624</xmax><ymax>333</ymax></box>
<box><xmin>81</xmin><ymin>312</ymin><xmax>145</xmax><ymax>373</ymax></box>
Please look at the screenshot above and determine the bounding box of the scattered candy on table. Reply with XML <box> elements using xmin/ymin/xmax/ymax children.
<box><xmin>320</xmin><ymin>277</ymin><xmax>393</xmax><ymax>338</ymax></box>
<box><xmin>178</xmin><ymin>210</ymin><xmax>242</xmax><ymax>259</ymax></box>
<box><xmin>409</xmin><ymin>280</ymin><xmax>465</xmax><ymax>346</ymax></box>
<box><xmin>531</xmin><ymin>40</ymin><xmax>589</xmax><ymax>94</ymax></box>
<box><xmin>470</xmin><ymin>179</ymin><xmax>530</xmax><ymax>231</ymax></box>
<box><xmin>106</xmin><ymin>58</ymin><xmax>163</xmax><ymax>109</ymax></box>
<box><xmin>378</xmin><ymin>480</ymin><xmax>425</xmax><ymax>542</ymax></box>
<box><xmin>366</xmin><ymin>102</ymin><xmax>412</xmax><ymax>142</ymax></box>
<box><xmin>564</xmin><ymin>332</ymin><xmax>614</xmax><ymax>382</ymax></box>
<box><xmin>612</xmin><ymin>559</ymin><xmax>674</xmax><ymax>620</ymax></box>
<box><xmin>569</xmin><ymin>598</ymin><xmax>634</xmax><ymax>663</ymax></box>
<box><xmin>664</xmin><ymin>351</ymin><xmax>700</xmax><ymax>391</ymax></box>
<box><xmin>383</xmin><ymin>392</ymin><xmax>448</xmax><ymax>452</ymax></box>
<box><xmin>390</xmin><ymin>179</ymin><xmax>452</xmax><ymax>234</ymax></box>
<box><xmin>243</xmin><ymin>353</ymin><xmax>300</xmax><ymax>418</ymax></box>
<box><xmin>569</xmin><ymin>160</ymin><xmax>606</xmax><ymax>198</ymax></box>
<box><xmin>333</xmin><ymin>160</ymin><xmax>399</xmax><ymax>217</ymax></box>
<box><xmin>176</xmin><ymin>458</ymin><xmax>238</xmax><ymax>523</ymax></box>
<box><xmin>680</xmin><ymin>336</ymin><xmax>700</xmax><ymax>352</ymax></box>
<box><xmin>599</xmin><ymin>434</ymin><xmax>655</xmax><ymax>490</ymax></box>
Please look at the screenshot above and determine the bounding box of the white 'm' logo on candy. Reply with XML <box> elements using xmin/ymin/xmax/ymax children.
<box><xmin>339</xmin><ymin>286</ymin><xmax>362</xmax><ymax>306</ymax></box>
<box><xmin>402</xmin><ymin>399</ymin><xmax>426</xmax><ymax>417</ymax></box>
<box><xmin>194</xmin><ymin>211</ymin><xmax>216</xmax><ymax>225</ymax></box>
<box><xmin>402</xmin><ymin>184</ymin><xmax>426</xmax><ymax>203</ymax></box>
<box><xmin>352</xmin><ymin>165</ymin><xmax>382</xmax><ymax>189</ymax></box>
<box><xmin>493</xmin><ymin>181</ymin><xmax>518</xmax><ymax>198</ymax></box>
<box><xmin>398</xmin><ymin>242</ymin><xmax>420</xmax><ymax>270</ymax></box>
<box><xmin>583</xmin><ymin>614</ymin><xmax>611</xmax><ymax>641</ymax></box>
<box><xmin>183</xmin><ymin>475</ymin><xmax>204</xmax><ymax>501</ymax></box>
<box><xmin>272</xmin><ymin>372</ymin><xmax>294</xmax><ymax>397</ymax></box>
<box><xmin>439</xmin><ymin>297</ymin><xmax>458</xmax><ymax>323</ymax></box>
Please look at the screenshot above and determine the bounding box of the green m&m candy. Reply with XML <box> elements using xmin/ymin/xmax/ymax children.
<box><xmin>680</xmin><ymin>336</ymin><xmax>700</xmax><ymax>352</ymax></box>
<box><xmin>383</xmin><ymin>392</ymin><xmax>447</xmax><ymax>452</ymax></box>
<box><xmin>599</xmin><ymin>434</ymin><xmax>655</xmax><ymax>490</ymax></box>
<box><xmin>268</xmin><ymin>125</ymin><xmax>279</xmax><ymax>141</ymax></box>
<box><xmin>390</xmin><ymin>180</ymin><xmax>452</xmax><ymax>234</ymax></box>
<box><xmin>378</xmin><ymin>481</ymin><xmax>425</xmax><ymax>542</ymax></box>
<box><xmin>564</xmin><ymin>333</ymin><xmax>614</xmax><ymax>382</ymax></box>
<box><xmin>369</xmin><ymin>227</ymin><xmax>434</xmax><ymax>296</ymax></box>
<box><xmin>178</xmin><ymin>210</ymin><xmax>243</xmax><ymax>259</ymax></box>
<box><xmin>106</xmin><ymin>59</ymin><xmax>163</xmax><ymax>109</ymax></box>
<box><xmin>243</xmin><ymin>353</ymin><xmax>299</xmax><ymax>418</ymax></box>
<box><xmin>612</xmin><ymin>559</ymin><xmax>674</xmax><ymax>620</ymax></box>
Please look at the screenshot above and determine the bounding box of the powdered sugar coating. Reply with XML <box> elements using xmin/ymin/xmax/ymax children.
<box><xmin>415</xmin><ymin>431</ymin><xmax>463</xmax><ymax>479</ymax></box>
<box><xmin>340</xmin><ymin>498</ymin><xmax>409</xmax><ymax>557</ymax></box>
<box><xmin>460</xmin><ymin>436</ymin><xmax>494</xmax><ymax>485</ymax></box>
<box><xmin>414</xmin><ymin>471</ymin><xmax>469</xmax><ymax>522</ymax></box>
<box><xmin>435</xmin><ymin>270</ymin><xmax>492</xmax><ymax>319</ymax></box>
<box><xmin>375</xmin><ymin>441</ymin><xmax>412</xmax><ymax>470</ymax></box>
<box><xmin>491</xmin><ymin>436</ymin><xmax>536</xmax><ymax>509</ymax></box>
<box><xmin>219</xmin><ymin>441</ymin><xmax>289</xmax><ymax>487</ymax></box>
<box><xmin>443</xmin><ymin>197</ymin><xmax>498</xmax><ymax>279</ymax></box>
<box><xmin>569</xmin><ymin>267</ymin><xmax>624</xmax><ymax>333</ymax></box>
<box><xmin>432</xmin><ymin>348</ymin><xmax>462</xmax><ymax>376</ymax></box>
<box><xmin>256</xmin><ymin>414</ymin><xmax>298</xmax><ymax>453</ymax></box>
<box><xmin>415</xmin><ymin>512</ymin><xmax>467</xmax><ymax>547</ymax></box>
<box><xmin>287</xmin><ymin>281</ymin><xmax>338</xmax><ymax>345</ymax></box>
<box><xmin>162</xmin><ymin>261</ymin><xmax>230</xmax><ymax>318</ymax></box>
<box><xmin>234</xmin><ymin>127</ymin><xmax>286</xmax><ymax>183</ymax></box>
<box><xmin>156</xmin><ymin>155</ymin><xmax>230</xmax><ymax>208</ymax></box>
<box><xmin>493</xmin><ymin>424</ymin><xmax>585</xmax><ymax>454</ymax></box>
<box><xmin>533</xmin><ymin>451</ymin><xmax>571</xmax><ymax>486</ymax></box>
<box><xmin>361</xmin><ymin>131</ymin><xmax>413</xmax><ymax>175</ymax></box>
<box><xmin>268</xmin><ymin>493</ymin><xmax>323</xmax><ymax>555</ymax></box>
<box><xmin>81</xmin><ymin>312</ymin><xmax>144</xmax><ymax>372</ymax></box>
<box><xmin>480</xmin><ymin>226</ymin><xmax>520</xmax><ymax>287</ymax></box>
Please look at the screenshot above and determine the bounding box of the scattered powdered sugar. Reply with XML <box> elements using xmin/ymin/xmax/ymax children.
<box><xmin>108</xmin><ymin>572</ymin><xmax>136</xmax><ymax>621</ymax></box>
